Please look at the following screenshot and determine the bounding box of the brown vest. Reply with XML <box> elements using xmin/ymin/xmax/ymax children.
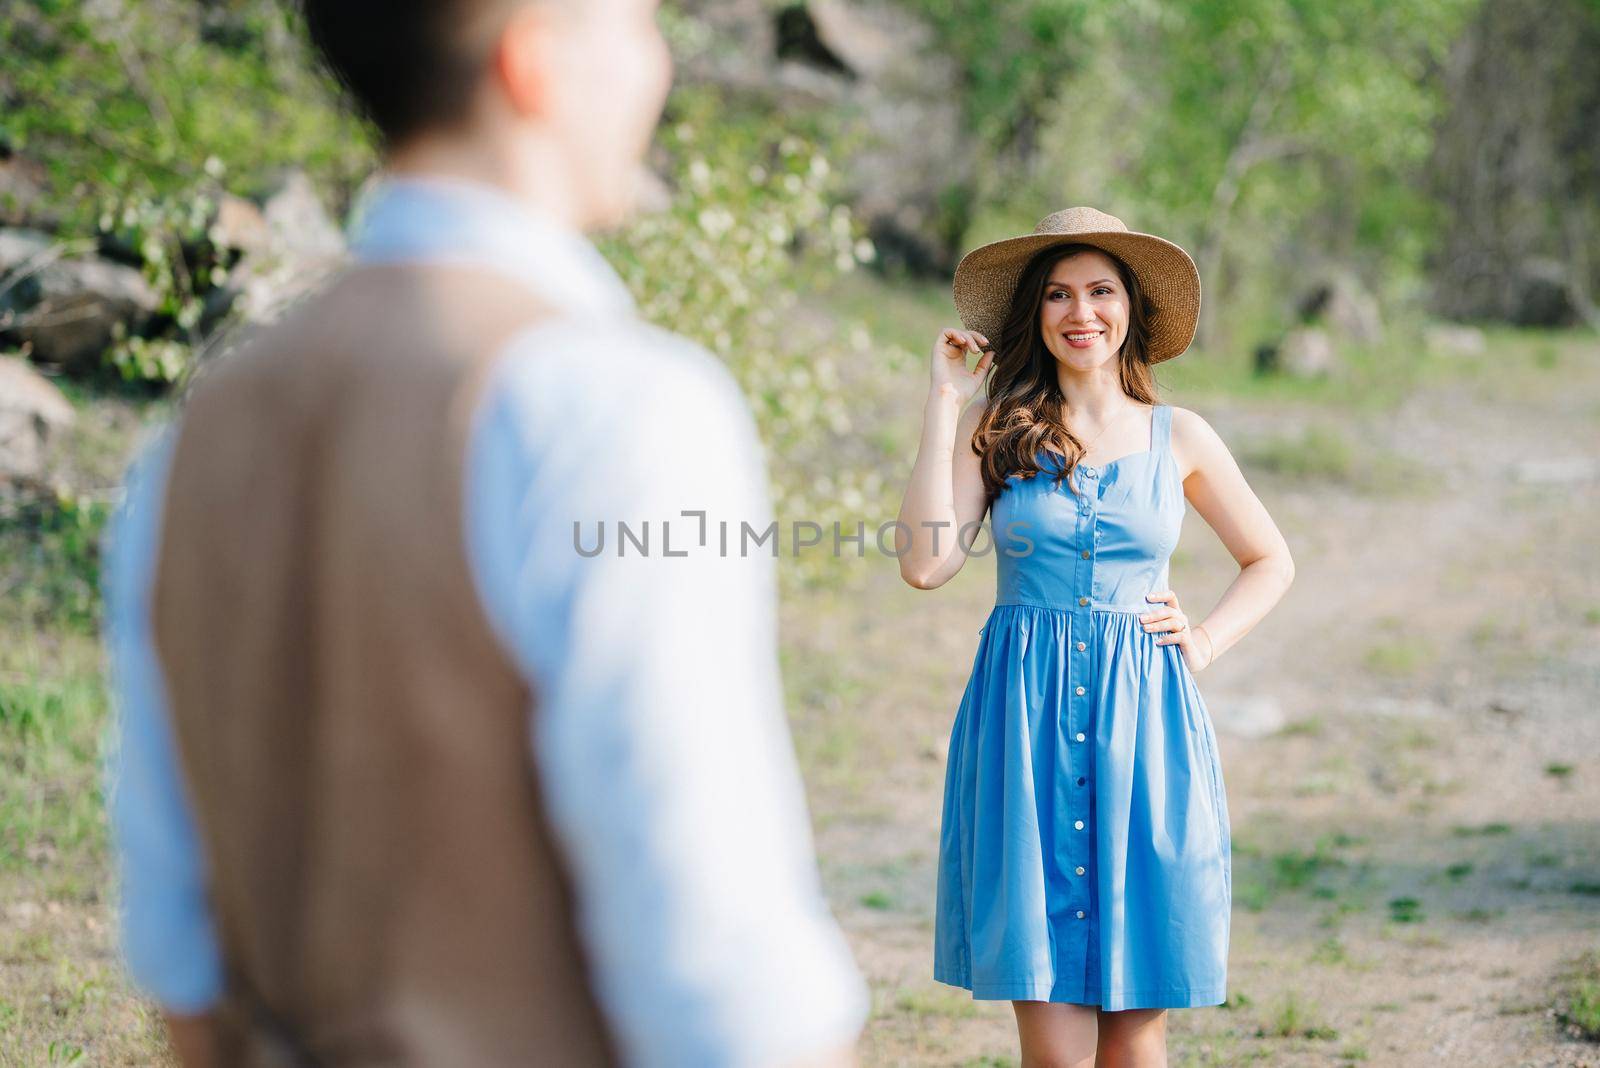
<box><xmin>150</xmin><ymin>263</ymin><xmax>619</xmax><ymax>1066</ymax></box>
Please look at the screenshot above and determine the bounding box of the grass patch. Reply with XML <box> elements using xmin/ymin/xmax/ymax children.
<box><xmin>1310</xmin><ymin>935</ymin><xmax>1349</xmax><ymax>966</ymax></box>
<box><xmin>1237</xmin><ymin>834</ymin><xmax>1366</xmax><ymax>913</ymax></box>
<box><xmin>1387</xmin><ymin>897</ymin><xmax>1424</xmax><ymax>924</ymax></box>
<box><xmin>1362</xmin><ymin>637</ymin><xmax>1437</xmax><ymax>677</ymax></box>
<box><xmin>1240</xmin><ymin>425</ymin><xmax>1355</xmax><ymax>481</ymax></box>
<box><xmin>1256</xmin><ymin>989</ymin><xmax>1338</xmax><ymax>1041</ymax></box>
<box><xmin>1278</xmin><ymin>715</ymin><xmax>1325</xmax><ymax>737</ymax></box>
<box><xmin>1554</xmin><ymin>949</ymin><xmax>1600</xmax><ymax>1041</ymax></box>
<box><xmin>1451</xmin><ymin>822</ymin><xmax>1513</xmax><ymax>837</ymax></box>
<box><xmin>0</xmin><ymin>493</ymin><xmax>112</xmax><ymax>635</ymax></box>
<box><xmin>0</xmin><ymin>651</ymin><xmax>110</xmax><ymax>877</ymax></box>
<box><xmin>894</xmin><ymin>985</ymin><xmax>981</xmax><ymax>1020</ymax></box>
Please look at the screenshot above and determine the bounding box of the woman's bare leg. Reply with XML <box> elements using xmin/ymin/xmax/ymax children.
<box><xmin>1012</xmin><ymin>1000</ymin><xmax>1098</xmax><ymax>1068</ymax></box>
<box><xmin>1094</xmin><ymin>1007</ymin><xmax>1168</xmax><ymax>1068</ymax></box>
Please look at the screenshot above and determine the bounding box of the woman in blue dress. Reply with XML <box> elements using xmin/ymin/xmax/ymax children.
<box><xmin>896</xmin><ymin>207</ymin><xmax>1296</xmax><ymax>1067</ymax></box>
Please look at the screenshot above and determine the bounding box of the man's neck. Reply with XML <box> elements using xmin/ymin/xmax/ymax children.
<box><xmin>383</xmin><ymin>130</ymin><xmax>586</xmax><ymax>233</ymax></box>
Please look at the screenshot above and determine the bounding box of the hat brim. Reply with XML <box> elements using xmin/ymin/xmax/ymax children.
<box><xmin>952</xmin><ymin>229</ymin><xmax>1201</xmax><ymax>363</ymax></box>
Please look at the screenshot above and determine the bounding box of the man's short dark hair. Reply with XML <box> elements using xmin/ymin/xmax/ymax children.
<box><xmin>300</xmin><ymin>0</ymin><xmax>523</xmax><ymax>146</ymax></box>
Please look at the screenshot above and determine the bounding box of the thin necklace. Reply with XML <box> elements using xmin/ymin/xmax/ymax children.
<box><xmin>1071</xmin><ymin>402</ymin><xmax>1142</xmax><ymax>457</ymax></box>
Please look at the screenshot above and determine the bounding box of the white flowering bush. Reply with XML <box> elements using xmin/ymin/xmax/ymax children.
<box><xmin>600</xmin><ymin>88</ymin><xmax>888</xmax><ymax>583</ymax></box>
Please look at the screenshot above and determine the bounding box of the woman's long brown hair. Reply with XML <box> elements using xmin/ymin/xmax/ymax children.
<box><xmin>972</xmin><ymin>243</ymin><xmax>1162</xmax><ymax>501</ymax></box>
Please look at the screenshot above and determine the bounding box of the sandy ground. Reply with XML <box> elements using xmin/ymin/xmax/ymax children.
<box><xmin>2</xmin><ymin>333</ymin><xmax>1594</xmax><ymax>1066</ymax></box>
<box><xmin>790</xmin><ymin>336</ymin><xmax>1600</xmax><ymax>1066</ymax></box>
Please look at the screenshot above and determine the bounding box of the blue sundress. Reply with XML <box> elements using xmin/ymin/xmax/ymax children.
<box><xmin>933</xmin><ymin>403</ymin><xmax>1232</xmax><ymax>1010</ymax></box>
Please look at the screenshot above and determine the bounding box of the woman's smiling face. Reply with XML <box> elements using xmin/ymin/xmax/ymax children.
<box><xmin>1037</xmin><ymin>249</ymin><xmax>1130</xmax><ymax>371</ymax></box>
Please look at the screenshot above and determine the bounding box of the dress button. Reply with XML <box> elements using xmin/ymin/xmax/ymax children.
<box><xmin>1075</xmin><ymin>866</ymin><xmax>1086</xmax><ymax>875</ymax></box>
<box><xmin>1077</xmin><ymin>776</ymin><xmax>1086</xmax><ymax>785</ymax></box>
<box><xmin>1075</xmin><ymin>685</ymin><xmax>1086</xmax><ymax>696</ymax></box>
<box><xmin>1078</xmin><ymin>596</ymin><xmax>1089</xmax><ymax>606</ymax></box>
<box><xmin>1074</xmin><ymin>819</ymin><xmax>1084</xmax><ymax>830</ymax></box>
<box><xmin>1075</xmin><ymin>731</ymin><xmax>1085</xmax><ymax>741</ymax></box>
<box><xmin>1076</xmin><ymin>910</ymin><xmax>1086</xmax><ymax>919</ymax></box>
<box><xmin>1076</xmin><ymin>641</ymin><xmax>1086</xmax><ymax>651</ymax></box>
<box><xmin>1081</xmin><ymin>549</ymin><xmax>1091</xmax><ymax>559</ymax></box>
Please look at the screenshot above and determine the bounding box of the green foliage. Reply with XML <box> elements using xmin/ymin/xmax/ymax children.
<box><xmin>1553</xmin><ymin>949</ymin><xmax>1600</xmax><ymax>1041</ymax></box>
<box><xmin>2</xmin><ymin>1</ymin><xmax>375</xmax><ymax>384</ymax></box>
<box><xmin>0</xmin><ymin>0</ymin><xmax>373</xmax><ymax>228</ymax></box>
<box><xmin>100</xmin><ymin>190</ymin><xmax>221</xmax><ymax>383</ymax></box>
<box><xmin>0</xmin><ymin>490</ymin><xmax>112</xmax><ymax>634</ymax></box>
<box><xmin>1256</xmin><ymin>988</ymin><xmax>1338</xmax><ymax>1040</ymax></box>
<box><xmin>601</xmin><ymin>85</ymin><xmax>878</xmax><ymax>556</ymax></box>
<box><xmin>905</xmin><ymin>0</ymin><xmax>1125</xmax><ymax>155</ymax></box>
<box><xmin>916</xmin><ymin>0</ymin><xmax>1476</xmax><ymax>344</ymax></box>
<box><xmin>0</xmin><ymin>653</ymin><xmax>109</xmax><ymax>874</ymax></box>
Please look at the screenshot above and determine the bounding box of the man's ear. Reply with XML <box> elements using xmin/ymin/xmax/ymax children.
<box><xmin>492</xmin><ymin>5</ymin><xmax>561</xmax><ymax>120</ymax></box>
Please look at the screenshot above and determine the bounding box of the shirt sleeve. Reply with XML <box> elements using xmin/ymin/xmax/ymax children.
<box><xmin>100</xmin><ymin>428</ymin><xmax>226</xmax><ymax>1014</ymax></box>
<box><xmin>464</xmin><ymin>318</ymin><xmax>870</xmax><ymax>1068</ymax></box>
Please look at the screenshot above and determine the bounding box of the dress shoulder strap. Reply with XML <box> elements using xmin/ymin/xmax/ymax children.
<box><xmin>1153</xmin><ymin>403</ymin><xmax>1173</xmax><ymax>455</ymax></box>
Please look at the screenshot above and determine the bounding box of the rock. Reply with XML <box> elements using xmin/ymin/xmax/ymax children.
<box><xmin>0</xmin><ymin>227</ymin><xmax>54</xmax><ymax>280</ymax></box>
<box><xmin>807</xmin><ymin>0</ymin><xmax>898</xmax><ymax>79</ymax></box>
<box><xmin>0</xmin><ymin>230</ymin><xmax>161</xmax><ymax>373</ymax></box>
<box><xmin>1423</xmin><ymin>323</ymin><xmax>1487</xmax><ymax>357</ymax></box>
<box><xmin>1209</xmin><ymin>695</ymin><xmax>1287</xmax><ymax>739</ymax></box>
<box><xmin>215</xmin><ymin>169</ymin><xmax>348</xmax><ymax>326</ymax></box>
<box><xmin>672</xmin><ymin>0</ymin><xmax>969</xmax><ymax>273</ymax></box>
<box><xmin>1277</xmin><ymin>327</ymin><xmax>1338</xmax><ymax>378</ymax></box>
<box><xmin>1511</xmin><ymin>257</ymin><xmax>1589</xmax><ymax>328</ymax></box>
<box><xmin>259</xmin><ymin>170</ymin><xmax>345</xmax><ymax>264</ymax></box>
<box><xmin>1297</xmin><ymin>270</ymin><xmax>1383</xmax><ymax>344</ymax></box>
<box><xmin>0</xmin><ymin>356</ymin><xmax>75</xmax><ymax>489</ymax></box>
<box><xmin>207</xmin><ymin>193</ymin><xmax>271</xmax><ymax>256</ymax></box>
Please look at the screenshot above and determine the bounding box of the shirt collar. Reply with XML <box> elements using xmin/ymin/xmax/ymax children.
<box><xmin>345</xmin><ymin>173</ymin><xmax>637</xmax><ymax>320</ymax></box>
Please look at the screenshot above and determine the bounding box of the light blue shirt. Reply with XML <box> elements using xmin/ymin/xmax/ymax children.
<box><xmin>102</xmin><ymin>174</ymin><xmax>869</xmax><ymax>1067</ymax></box>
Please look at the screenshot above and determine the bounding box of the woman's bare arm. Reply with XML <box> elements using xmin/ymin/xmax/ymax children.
<box><xmin>1172</xmin><ymin>406</ymin><xmax>1296</xmax><ymax>662</ymax></box>
<box><xmin>897</xmin><ymin>328</ymin><xmax>994</xmax><ymax>589</ymax></box>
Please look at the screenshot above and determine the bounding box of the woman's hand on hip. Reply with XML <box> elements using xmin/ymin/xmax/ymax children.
<box><xmin>1141</xmin><ymin>589</ymin><xmax>1214</xmax><ymax>673</ymax></box>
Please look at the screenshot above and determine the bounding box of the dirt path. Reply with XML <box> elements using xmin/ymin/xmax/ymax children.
<box><xmin>3</xmin><ymin>333</ymin><xmax>1594</xmax><ymax>1066</ymax></box>
<box><xmin>790</xmin><ymin>333</ymin><xmax>1600</xmax><ymax>1066</ymax></box>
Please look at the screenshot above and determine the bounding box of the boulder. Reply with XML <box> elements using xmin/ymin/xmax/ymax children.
<box><xmin>0</xmin><ymin>228</ymin><xmax>161</xmax><ymax>373</ymax></box>
<box><xmin>1277</xmin><ymin>327</ymin><xmax>1338</xmax><ymax>378</ymax></box>
<box><xmin>1296</xmin><ymin>270</ymin><xmax>1383</xmax><ymax>345</ymax></box>
<box><xmin>672</xmin><ymin>0</ymin><xmax>969</xmax><ymax>274</ymax></box>
<box><xmin>209</xmin><ymin>169</ymin><xmax>348</xmax><ymax>328</ymax></box>
<box><xmin>0</xmin><ymin>356</ymin><xmax>75</xmax><ymax>490</ymax></box>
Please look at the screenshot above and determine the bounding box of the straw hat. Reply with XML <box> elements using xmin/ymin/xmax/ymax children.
<box><xmin>952</xmin><ymin>206</ymin><xmax>1201</xmax><ymax>363</ymax></box>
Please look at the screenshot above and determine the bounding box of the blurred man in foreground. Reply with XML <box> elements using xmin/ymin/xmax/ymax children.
<box><xmin>102</xmin><ymin>0</ymin><xmax>868</xmax><ymax>1064</ymax></box>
